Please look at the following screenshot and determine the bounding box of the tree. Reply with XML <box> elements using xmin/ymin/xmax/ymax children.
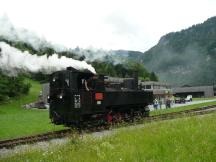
<box><xmin>0</xmin><ymin>72</ymin><xmax>31</xmax><ymax>101</ymax></box>
<box><xmin>150</xmin><ymin>72</ymin><xmax>158</xmax><ymax>81</ymax></box>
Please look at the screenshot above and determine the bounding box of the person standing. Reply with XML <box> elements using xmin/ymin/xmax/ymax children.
<box><xmin>153</xmin><ymin>98</ymin><xmax>158</xmax><ymax>110</ymax></box>
<box><xmin>159</xmin><ymin>99</ymin><xmax>162</xmax><ymax>109</ymax></box>
<box><xmin>166</xmin><ymin>98</ymin><xmax>171</xmax><ymax>108</ymax></box>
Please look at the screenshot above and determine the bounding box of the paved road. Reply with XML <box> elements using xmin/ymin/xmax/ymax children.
<box><xmin>149</xmin><ymin>99</ymin><xmax>216</xmax><ymax>111</ymax></box>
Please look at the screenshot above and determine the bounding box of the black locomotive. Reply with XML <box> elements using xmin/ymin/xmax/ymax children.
<box><xmin>49</xmin><ymin>67</ymin><xmax>153</xmax><ymax>127</ymax></box>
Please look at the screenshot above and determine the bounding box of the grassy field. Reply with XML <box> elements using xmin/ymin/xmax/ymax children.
<box><xmin>1</xmin><ymin>112</ymin><xmax>216</xmax><ymax>162</ymax></box>
<box><xmin>193</xmin><ymin>97</ymin><xmax>216</xmax><ymax>101</ymax></box>
<box><xmin>0</xmin><ymin>79</ymin><xmax>215</xmax><ymax>141</ymax></box>
<box><xmin>150</xmin><ymin>100</ymin><xmax>216</xmax><ymax>116</ymax></box>
<box><xmin>0</xmin><ymin>79</ymin><xmax>65</xmax><ymax>140</ymax></box>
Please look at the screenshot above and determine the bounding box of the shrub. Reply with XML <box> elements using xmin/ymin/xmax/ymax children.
<box><xmin>0</xmin><ymin>72</ymin><xmax>31</xmax><ymax>101</ymax></box>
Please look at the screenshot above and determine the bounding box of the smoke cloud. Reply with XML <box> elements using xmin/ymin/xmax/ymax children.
<box><xmin>0</xmin><ymin>15</ymin><xmax>65</xmax><ymax>52</ymax></box>
<box><xmin>0</xmin><ymin>16</ymin><xmax>131</xmax><ymax>66</ymax></box>
<box><xmin>0</xmin><ymin>42</ymin><xmax>96</xmax><ymax>76</ymax></box>
<box><xmin>73</xmin><ymin>47</ymin><xmax>130</xmax><ymax>64</ymax></box>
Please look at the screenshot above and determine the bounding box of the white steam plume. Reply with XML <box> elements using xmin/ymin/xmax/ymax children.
<box><xmin>0</xmin><ymin>42</ymin><xmax>96</xmax><ymax>75</ymax></box>
<box><xmin>0</xmin><ymin>15</ymin><xmax>66</xmax><ymax>52</ymax></box>
<box><xmin>0</xmin><ymin>16</ymin><xmax>129</xmax><ymax>64</ymax></box>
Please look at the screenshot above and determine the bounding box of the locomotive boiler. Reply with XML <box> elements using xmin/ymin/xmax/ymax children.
<box><xmin>49</xmin><ymin>67</ymin><xmax>153</xmax><ymax>127</ymax></box>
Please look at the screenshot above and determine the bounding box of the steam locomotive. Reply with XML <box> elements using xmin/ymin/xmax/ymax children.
<box><xmin>49</xmin><ymin>67</ymin><xmax>153</xmax><ymax>127</ymax></box>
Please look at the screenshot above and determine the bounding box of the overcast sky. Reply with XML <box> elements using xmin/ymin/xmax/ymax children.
<box><xmin>0</xmin><ymin>0</ymin><xmax>215</xmax><ymax>52</ymax></box>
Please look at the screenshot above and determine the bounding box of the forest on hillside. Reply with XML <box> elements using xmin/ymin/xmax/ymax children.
<box><xmin>142</xmin><ymin>16</ymin><xmax>216</xmax><ymax>86</ymax></box>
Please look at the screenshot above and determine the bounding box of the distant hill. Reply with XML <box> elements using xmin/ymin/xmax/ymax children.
<box><xmin>142</xmin><ymin>16</ymin><xmax>216</xmax><ymax>86</ymax></box>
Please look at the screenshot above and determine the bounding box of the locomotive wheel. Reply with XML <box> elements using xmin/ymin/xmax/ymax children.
<box><xmin>113</xmin><ymin>112</ymin><xmax>122</xmax><ymax>124</ymax></box>
<box><xmin>106</xmin><ymin>112</ymin><xmax>113</xmax><ymax>124</ymax></box>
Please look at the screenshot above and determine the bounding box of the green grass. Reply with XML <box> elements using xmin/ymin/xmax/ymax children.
<box><xmin>193</xmin><ymin>97</ymin><xmax>216</xmax><ymax>101</ymax></box>
<box><xmin>0</xmin><ymin>79</ymin><xmax>65</xmax><ymax>140</ymax></box>
<box><xmin>2</xmin><ymin>112</ymin><xmax>216</xmax><ymax>162</ymax></box>
<box><xmin>150</xmin><ymin>100</ymin><xmax>216</xmax><ymax>116</ymax></box>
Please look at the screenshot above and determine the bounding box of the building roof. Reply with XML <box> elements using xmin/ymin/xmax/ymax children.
<box><xmin>140</xmin><ymin>81</ymin><xmax>171</xmax><ymax>86</ymax></box>
<box><xmin>173</xmin><ymin>86</ymin><xmax>213</xmax><ymax>93</ymax></box>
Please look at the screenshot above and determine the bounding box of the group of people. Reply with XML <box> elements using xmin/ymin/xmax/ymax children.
<box><xmin>153</xmin><ymin>98</ymin><xmax>172</xmax><ymax>110</ymax></box>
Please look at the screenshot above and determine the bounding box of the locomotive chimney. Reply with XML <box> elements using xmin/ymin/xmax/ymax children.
<box><xmin>66</xmin><ymin>66</ymin><xmax>76</xmax><ymax>71</ymax></box>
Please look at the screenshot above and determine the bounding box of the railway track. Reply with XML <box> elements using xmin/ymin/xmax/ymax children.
<box><xmin>0</xmin><ymin>129</ymin><xmax>72</xmax><ymax>149</ymax></box>
<box><xmin>1</xmin><ymin>104</ymin><xmax>216</xmax><ymax>149</ymax></box>
<box><xmin>147</xmin><ymin>105</ymin><xmax>216</xmax><ymax>121</ymax></box>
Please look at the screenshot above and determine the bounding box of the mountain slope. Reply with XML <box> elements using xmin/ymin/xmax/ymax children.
<box><xmin>142</xmin><ymin>16</ymin><xmax>216</xmax><ymax>86</ymax></box>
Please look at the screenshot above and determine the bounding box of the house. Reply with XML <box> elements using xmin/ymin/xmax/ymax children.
<box><xmin>173</xmin><ymin>85</ymin><xmax>214</xmax><ymax>98</ymax></box>
<box><xmin>140</xmin><ymin>81</ymin><xmax>173</xmax><ymax>99</ymax></box>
